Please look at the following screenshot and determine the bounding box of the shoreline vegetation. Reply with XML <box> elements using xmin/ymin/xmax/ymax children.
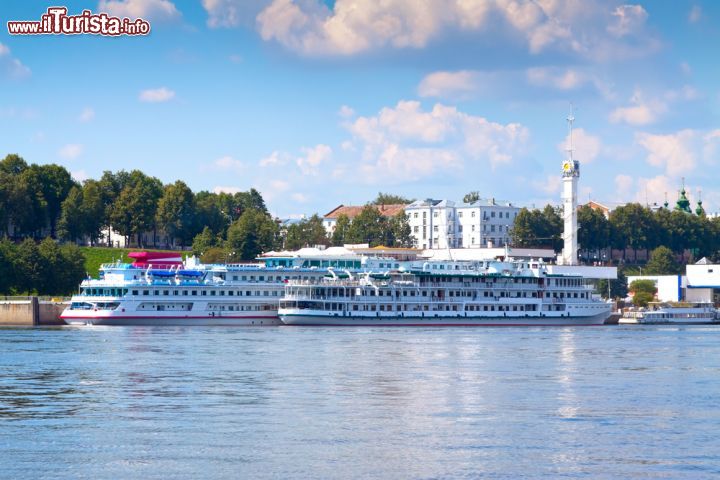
<box><xmin>2</xmin><ymin>153</ymin><xmax>719</xmax><ymax>297</ymax></box>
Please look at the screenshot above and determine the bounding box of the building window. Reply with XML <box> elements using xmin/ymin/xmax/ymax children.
<box><xmin>413</xmin><ymin>212</ymin><xmax>418</xmax><ymax>218</ymax></box>
<box><xmin>458</xmin><ymin>212</ymin><xmax>463</xmax><ymax>218</ymax></box>
<box><xmin>433</xmin><ymin>225</ymin><xmax>438</xmax><ymax>232</ymax></box>
<box><xmin>433</xmin><ymin>211</ymin><xmax>438</xmax><ymax>218</ymax></box>
<box><xmin>491</xmin><ymin>225</ymin><xmax>495</xmax><ymax>232</ymax></box>
<box><xmin>458</xmin><ymin>225</ymin><xmax>463</xmax><ymax>232</ymax></box>
<box><xmin>413</xmin><ymin>226</ymin><xmax>419</xmax><ymax>233</ymax></box>
<box><xmin>471</xmin><ymin>211</ymin><xmax>476</xmax><ymax>217</ymax></box>
<box><xmin>491</xmin><ymin>211</ymin><xmax>496</xmax><ymax>218</ymax></box>
<box><xmin>471</xmin><ymin>225</ymin><xmax>475</xmax><ymax>232</ymax></box>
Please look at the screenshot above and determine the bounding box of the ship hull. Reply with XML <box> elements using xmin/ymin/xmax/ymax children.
<box><xmin>61</xmin><ymin>311</ymin><xmax>281</xmax><ymax>327</ymax></box>
<box><xmin>279</xmin><ymin>311</ymin><xmax>610</xmax><ymax>327</ymax></box>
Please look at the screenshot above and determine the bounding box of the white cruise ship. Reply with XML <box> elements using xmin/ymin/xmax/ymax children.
<box><xmin>61</xmin><ymin>248</ymin><xmax>404</xmax><ymax>326</ymax></box>
<box><xmin>278</xmin><ymin>258</ymin><xmax>612</xmax><ymax>326</ymax></box>
<box><xmin>619</xmin><ymin>302</ymin><xmax>718</xmax><ymax>325</ymax></box>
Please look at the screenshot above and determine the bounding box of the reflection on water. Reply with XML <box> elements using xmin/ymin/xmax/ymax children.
<box><xmin>1</xmin><ymin>326</ymin><xmax>720</xmax><ymax>478</ymax></box>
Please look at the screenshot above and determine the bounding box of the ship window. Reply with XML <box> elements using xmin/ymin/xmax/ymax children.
<box><xmin>233</xmin><ymin>276</ymin><xmax>238</xmax><ymax>281</ymax></box>
<box><xmin>210</xmin><ymin>291</ymin><xmax>216</xmax><ymax>296</ymax></box>
<box><xmin>202</xmin><ymin>291</ymin><xmax>207</xmax><ymax>296</ymax></box>
<box><xmin>163</xmin><ymin>290</ymin><xmax>169</xmax><ymax>296</ymax></box>
<box><xmin>132</xmin><ymin>290</ymin><xmax>138</xmax><ymax>295</ymax></box>
<box><xmin>173</xmin><ymin>290</ymin><xmax>178</xmax><ymax>295</ymax></box>
<box><xmin>246</xmin><ymin>291</ymin><xmax>251</xmax><ymax>296</ymax></box>
<box><xmin>220</xmin><ymin>291</ymin><xmax>225</xmax><ymax>296</ymax></box>
<box><xmin>192</xmin><ymin>290</ymin><xmax>197</xmax><ymax>296</ymax></box>
<box><xmin>229</xmin><ymin>291</ymin><xmax>234</xmax><ymax>296</ymax></box>
<box><xmin>182</xmin><ymin>291</ymin><xmax>188</xmax><ymax>296</ymax></box>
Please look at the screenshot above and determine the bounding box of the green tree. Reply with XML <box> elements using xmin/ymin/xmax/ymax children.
<box><xmin>511</xmin><ymin>205</ymin><xmax>562</xmax><ymax>251</ymax></box>
<box><xmin>541</xmin><ymin>205</ymin><xmax>563</xmax><ymax>252</ymax></box>
<box><xmin>284</xmin><ymin>215</ymin><xmax>330</xmax><ymax>250</ymax></box>
<box><xmin>629</xmin><ymin>279</ymin><xmax>657</xmax><ymax>307</ymax></box>
<box><xmin>388</xmin><ymin>211</ymin><xmax>413</xmax><ymax>247</ymax></box>
<box><xmin>109</xmin><ymin>171</ymin><xmax>163</xmax><ymax>246</ymax></box>
<box><xmin>58</xmin><ymin>186</ymin><xmax>85</xmax><ymax>242</ymax></box>
<box><xmin>12</xmin><ymin>238</ymin><xmax>46</xmax><ymax>293</ymax></box>
<box><xmin>192</xmin><ymin>226</ymin><xmax>220</xmax><ymax>256</ymax></box>
<box><xmin>463</xmin><ymin>191</ymin><xmax>480</xmax><ymax>204</ymax></box>
<box><xmin>644</xmin><ymin>246</ymin><xmax>681</xmax><ymax>275</ymax></box>
<box><xmin>34</xmin><ymin>164</ymin><xmax>76</xmax><ymax>238</ymax></box>
<box><xmin>598</xmin><ymin>270</ymin><xmax>628</xmax><ymax>300</ymax></box>
<box><xmin>373</xmin><ymin>192</ymin><xmax>412</xmax><ymax>205</ymax></box>
<box><xmin>156</xmin><ymin>180</ymin><xmax>197</xmax><ymax>246</ymax></box>
<box><xmin>331</xmin><ymin>214</ymin><xmax>351</xmax><ymax>246</ymax></box>
<box><xmin>578</xmin><ymin>205</ymin><xmax>610</xmax><ymax>254</ymax></box>
<box><xmin>0</xmin><ymin>239</ymin><xmax>16</xmax><ymax>294</ymax></box>
<box><xmin>609</xmin><ymin>203</ymin><xmax>656</xmax><ymax>260</ymax></box>
<box><xmin>80</xmin><ymin>180</ymin><xmax>106</xmax><ymax>245</ymax></box>
<box><xmin>195</xmin><ymin>191</ymin><xmax>229</xmax><ymax>235</ymax></box>
<box><xmin>225</xmin><ymin>209</ymin><xmax>279</xmax><ymax>260</ymax></box>
<box><xmin>346</xmin><ymin>206</ymin><xmax>385</xmax><ymax>246</ymax></box>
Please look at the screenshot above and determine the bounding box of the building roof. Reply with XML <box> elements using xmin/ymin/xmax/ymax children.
<box><xmin>323</xmin><ymin>204</ymin><xmax>407</xmax><ymax>219</ymax></box>
<box><xmin>406</xmin><ymin>199</ymin><xmax>455</xmax><ymax>209</ymax></box>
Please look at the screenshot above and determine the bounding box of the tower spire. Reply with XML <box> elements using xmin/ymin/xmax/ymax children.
<box><xmin>561</xmin><ymin>104</ymin><xmax>579</xmax><ymax>266</ymax></box>
<box><xmin>567</xmin><ymin>102</ymin><xmax>575</xmax><ymax>162</ymax></box>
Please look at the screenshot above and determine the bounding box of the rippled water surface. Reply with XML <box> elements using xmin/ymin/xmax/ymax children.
<box><xmin>1</xmin><ymin>325</ymin><xmax>720</xmax><ymax>479</ymax></box>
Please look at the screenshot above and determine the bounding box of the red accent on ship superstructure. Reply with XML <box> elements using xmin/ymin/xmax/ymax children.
<box><xmin>128</xmin><ymin>251</ymin><xmax>183</xmax><ymax>268</ymax></box>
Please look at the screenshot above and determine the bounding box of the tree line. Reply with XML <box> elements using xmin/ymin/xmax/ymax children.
<box><xmin>512</xmin><ymin>203</ymin><xmax>720</xmax><ymax>263</ymax></box>
<box><xmin>0</xmin><ymin>239</ymin><xmax>85</xmax><ymax>295</ymax></box>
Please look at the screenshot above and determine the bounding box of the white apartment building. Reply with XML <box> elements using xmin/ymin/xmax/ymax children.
<box><xmin>405</xmin><ymin>198</ymin><xmax>520</xmax><ymax>250</ymax></box>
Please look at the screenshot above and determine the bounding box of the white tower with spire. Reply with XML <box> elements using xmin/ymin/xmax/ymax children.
<box><xmin>561</xmin><ymin>107</ymin><xmax>579</xmax><ymax>266</ymax></box>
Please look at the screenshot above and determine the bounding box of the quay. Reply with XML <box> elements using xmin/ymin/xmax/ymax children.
<box><xmin>0</xmin><ymin>297</ymin><xmax>67</xmax><ymax>326</ymax></box>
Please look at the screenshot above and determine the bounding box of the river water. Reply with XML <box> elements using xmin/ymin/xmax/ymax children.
<box><xmin>1</xmin><ymin>325</ymin><xmax>719</xmax><ymax>479</ymax></box>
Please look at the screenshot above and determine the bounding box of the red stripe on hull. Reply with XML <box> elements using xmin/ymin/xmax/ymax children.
<box><xmin>61</xmin><ymin>315</ymin><xmax>278</xmax><ymax>320</ymax></box>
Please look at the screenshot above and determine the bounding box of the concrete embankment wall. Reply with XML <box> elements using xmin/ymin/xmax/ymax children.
<box><xmin>0</xmin><ymin>298</ymin><xmax>66</xmax><ymax>326</ymax></box>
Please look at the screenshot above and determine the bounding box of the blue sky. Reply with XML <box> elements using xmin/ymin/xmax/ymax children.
<box><xmin>2</xmin><ymin>0</ymin><xmax>719</xmax><ymax>217</ymax></box>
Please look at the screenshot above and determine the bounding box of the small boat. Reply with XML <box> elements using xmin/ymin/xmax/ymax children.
<box><xmin>619</xmin><ymin>302</ymin><xmax>719</xmax><ymax>325</ymax></box>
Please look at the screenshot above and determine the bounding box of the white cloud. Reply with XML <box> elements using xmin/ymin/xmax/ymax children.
<box><xmin>203</xmin><ymin>0</ymin><xmax>268</xmax><ymax>27</ymax></box>
<box><xmin>98</xmin><ymin>0</ymin><xmax>180</xmax><ymax>21</ymax></box>
<box><xmin>291</xmin><ymin>192</ymin><xmax>309</xmax><ymax>203</ymax></box>
<box><xmin>680</xmin><ymin>62</ymin><xmax>692</xmax><ymax>75</ymax></box>
<box><xmin>607</xmin><ymin>4</ymin><xmax>648</xmax><ymax>37</ymax></box>
<box><xmin>212</xmin><ymin>155</ymin><xmax>245</xmax><ymax>172</ymax></box>
<box><xmin>139</xmin><ymin>87</ymin><xmax>175</xmax><ymax>102</ymax></box>
<box><xmin>557</xmin><ymin>128</ymin><xmax>601</xmax><ymax>163</ymax></box>
<box><xmin>58</xmin><ymin>144</ymin><xmax>84</xmax><ymax>160</ymax></box>
<box><xmin>688</xmin><ymin>5</ymin><xmax>702</xmax><ymax>23</ymax></box>
<box><xmin>78</xmin><ymin>107</ymin><xmax>95</xmax><ymax>122</ymax></box>
<box><xmin>345</xmin><ymin>100</ymin><xmax>528</xmax><ymax>183</ymax></box>
<box><xmin>71</xmin><ymin>170</ymin><xmax>89</xmax><ymax>183</ymax></box>
<box><xmin>270</xmin><ymin>179</ymin><xmax>290</xmax><ymax>191</ymax></box>
<box><xmin>259</xmin><ymin>150</ymin><xmax>288</xmax><ymax>167</ymax></box>
<box><xmin>0</xmin><ymin>42</ymin><xmax>31</xmax><ymax>79</ymax></box>
<box><xmin>213</xmin><ymin>186</ymin><xmax>242</xmax><ymax>194</ymax></box>
<box><xmin>634</xmin><ymin>175</ymin><xmax>677</xmax><ymax>206</ymax></box>
<box><xmin>256</xmin><ymin>0</ymin><xmax>657</xmax><ymax>60</ymax></box>
<box><xmin>636</xmin><ymin>130</ymin><xmax>697</xmax><ymax>177</ymax></box>
<box><xmin>614</xmin><ymin>174</ymin><xmax>634</xmax><ymax>200</ymax></box>
<box><xmin>418</xmin><ymin>70</ymin><xmax>480</xmax><ymax>98</ymax></box>
<box><xmin>533</xmin><ymin>175</ymin><xmax>562</xmax><ymax>195</ymax></box>
<box><xmin>338</xmin><ymin>105</ymin><xmax>355</xmax><ymax>118</ymax></box>
<box><xmin>296</xmin><ymin>144</ymin><xmax>332</xmax><ymax>175</ymax></box>
<box><xmin>609</xmin><ymin>89</ymin><xmax>667</xmax><ymax>126</ymax></box>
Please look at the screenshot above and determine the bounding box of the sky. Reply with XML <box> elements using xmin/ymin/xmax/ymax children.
<box><xmin>1</xmin><ymin>0</ymin><xmax>719</xmax><ymax>218</ymax></box>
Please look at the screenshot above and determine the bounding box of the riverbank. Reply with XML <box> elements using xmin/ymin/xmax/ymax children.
<box><xmin>0</xmin><ymin>297</ymin><xmax>66</xmax><ymax>326</ymax></box>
